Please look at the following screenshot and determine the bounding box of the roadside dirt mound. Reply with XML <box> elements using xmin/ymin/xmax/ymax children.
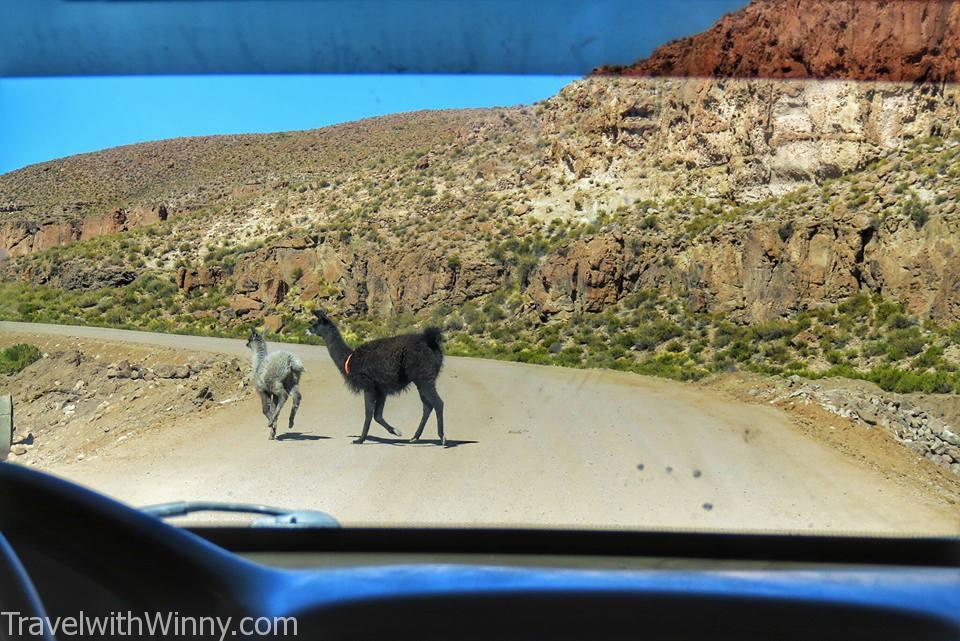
<box><xmin>0</xmin><ymin>332</ymin><xmax>250</xmax><ymax>466</ymax></box>
<box><xmin>712</xmin><ymin>372</ymin><xmax>960</xmax><ymax>506</ymax></box>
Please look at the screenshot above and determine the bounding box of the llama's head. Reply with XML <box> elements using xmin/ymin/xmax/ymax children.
<box><xmin>245</xmin><ymin>327</ymin><xmax>265</xmax><ymax>351</ymax></box>
<box><xmin>307</xmin><ymin>309</ymin><xmax>336</xmax><ymax>340</ymax></box>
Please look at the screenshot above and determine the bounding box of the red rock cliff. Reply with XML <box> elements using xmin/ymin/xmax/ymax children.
<box><xmin>598</xmin><ymin>0</ymin><xmax>960</xmax><ymax>82</ymax></box>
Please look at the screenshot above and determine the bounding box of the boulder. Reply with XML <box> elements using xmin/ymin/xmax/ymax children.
<box><xmin>263</xmin><ymin>314</ymin><xmax>285</xmax><ymax>334</ymax></box>
<box><xmin>257</xmin><ymin>278</ymin><xmax>289</xmax><ymax>305</ymax></box>
<box><xmin>58</xmin><ymin>263</ymin><xmax>137</xmax><ymax>291</ymax></box>
<box><xmin>177</xmin><ymin>265</ymin><xmax>223</xmax><ymax>292</ymax></box>
<box><xmin>525</xmin><ymin>235</ymin><xmax>626</xmax><ymax>317</ymax></box>
<box><xmin>110</xmin><ymin>359</ymin><xmax>132</xmax><ymax>379</ymax></box>
<box><xmin>230</xmin><ymin>295</ymin><xmax>262</xmax><ymax>317</ymax></box>
<box><xmin>300</xmin><ymin>283</ymin><xmax>323</xmax><ymax>302</ymax></box>
<box><xmin>153</xmin><ymin>364</ymin><xmax>191</xmax><ymax>379</ymax></box>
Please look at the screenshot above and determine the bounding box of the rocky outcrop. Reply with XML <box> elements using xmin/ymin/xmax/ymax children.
<box><xmin>0</xmin><ymin>219</ymin><xmax>80</xmax><ymax>257</ymax></box>
<box><xmin>58</xmin><ymin>264</ymin><xmax>138</xmax><ymax>291</ymax></box>
<box><xmin>229</xmin><ymin>234</ymin><xmax>504</xmax><ymax>317</ymax></box>
<box><xmin>680</xmin><ymin>212</ymin><xmax>960</xmax><ymax>323</ymax></box>
<box><xmin>771</xmin><ymin>376</ymin><xmax>960</xmax><ymax>474</ymax></box>
<box><xmin>0</xmin><ymin>205</ymin><xmax>170</xmax><ymax>257</ymax></box>
<box><xmin>11</xmin><ymin>259</ymin><xmax>137</xmax><ymax>291</ymax></box>
<box><xmin>599</xmin><ymin>0</ymin><xmax>960</xmax><ymax>83</ymax></box>
<box><xmin>525</xmin><ymin>200</ymin><xmax>960</xmax><ymax>324</ymax></box>
<box><xmin>526</xmin><ymin>235</ymin><xmax>627</xmax><ymax>317</ymax></box>
<box><xmin>539</xmin><ymin>77</ymin><xmax>960</xmax><ymax>204</ymax></box>
<box><xmin>229</xmin><ymin>295</ymin><xmax>262</xmax><ymax>318</ymax></box>
<box><xmin>263</xmin><ymin>314</ymin><xmax>285</xmax><ymax>333</ymax></box>
<box><xmin>360</xmin><ymin>250</ymin><xmax>504</xmax><ymax>317</ymax></box>
<box><xmin>176</xmin><ymin>265</ymin><xmax>224</xmax><ymax>293</ymax></box>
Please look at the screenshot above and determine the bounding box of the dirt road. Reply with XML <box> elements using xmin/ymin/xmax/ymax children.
<box><xmin>3</xmin><ymin>321</ymin><xmax>957</xmax><ymax>534</ymax></box>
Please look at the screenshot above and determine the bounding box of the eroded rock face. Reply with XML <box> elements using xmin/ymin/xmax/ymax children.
<box><xmin>526</xmin><ymin>235</ymin><xmax>627</xmax><ymax>317</ymax></box>
<box><xmin>177</xmin><ymin>266</ymin><xmax>224</xmax><ymax>293</ymax></box>
<box><xmin>0</xmin><ymin>219</ymin><xmax>80</xmax><ymax>257</ymax></box>
<box><xmin>525</xmin><ymin>210</ymin><xmax>960</xmax><ymax>324</ymax></box>
<box><xmin>0</xmin><ymin>205</ymin><xmax>170</xmax><ymax>257</ymax></box>
<box><xmin>361</xmin><ymin>251</ymin><xmax>504</xmax><ymax>317</ymax></box>
<box><xmin>680</xmin><ymin>213</ymin><xmax>876</xmax><ymax>321</ymax></box>
<box><xmin>539</xmin><ymin>77</ymin><xmax>960</xmax><ymax>204</ymax></box>
<box><xmin>599</xmin><ymin>0</ymin><xmax>960</xmax><ymax>83</ymax></box>
<box><xmin>9</xmin><ymin>258</ymin><xmax>137</xmax><ymax>291</ymax></box>
<box><xmin>228</xmin><ymin>235</ymin><xmax>504</xmax><ymax>317</ymax></box>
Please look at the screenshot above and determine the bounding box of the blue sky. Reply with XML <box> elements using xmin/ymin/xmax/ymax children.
<box><xmin>0</xmin><ymin>75</ymin><xmax>576</xmax><ymax>174</ymax></box>
<box><xmin>0</xmin><ymin>1</ymin><xmax>746</xmax><ymax>175</ymax></box>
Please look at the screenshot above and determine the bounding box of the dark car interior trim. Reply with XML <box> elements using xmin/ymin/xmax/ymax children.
<box><xmin>190</xmin><ymin>526</ymin><xmax>960</xmax><ymax>568</ymax></box>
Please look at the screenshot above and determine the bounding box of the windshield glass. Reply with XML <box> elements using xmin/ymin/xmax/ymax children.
<box><xmin>2</xmin><ymin>0</ymin><xmax>959</xmax><ymax>535</ymax></box>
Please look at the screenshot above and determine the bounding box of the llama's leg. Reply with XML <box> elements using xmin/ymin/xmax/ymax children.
<box><xmin>259</xmin><ymin>391</ymin><xmax>277</xmax><ymax>439</ymax></box>
<box><xmin>422</xmin><ymin>382</ymin><xmax>445</xmax><ymax>446</ymax></box>
<box><xmin>410</xmin><ymin>385</ymin><xmax>434</xmax><ymax>442</ymax></box>
<box><xmin>287</xmin><ymin>385</ymin><xmax>302</xmax><ymax>431</ymax></box>
<box><xmin>268</xmin><ymin>390</ymin><xmax>289</xmax><ymax>440</ymax></box>
<box><xmin>259</xmin><ymin>391</ymin><xmax>273</xmax><ymax>421</ymax></box>
<box><xmin>373</xmin><ymin>391</ymin><xmax>402</xmax><ymax>437</ymax></box>
<box><xmin>355</xmin><ymin>390</ymin><xmax>375</xmax><ymax>444</ymax></box>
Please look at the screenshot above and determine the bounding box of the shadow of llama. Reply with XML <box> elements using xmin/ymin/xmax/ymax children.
<box><xmin>307</xmin><ymin>309</ymin><xmax>446</xmax><ymax>446</ymax></box>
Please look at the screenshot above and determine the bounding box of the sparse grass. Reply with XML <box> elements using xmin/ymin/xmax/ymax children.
<box><xmin>0</xmin><ymin>344</ymin><xmax>43</xmax><ymax>376</ymax></box>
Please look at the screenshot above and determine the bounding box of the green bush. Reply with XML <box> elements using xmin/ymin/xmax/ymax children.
<box><xmin>553</xmin><ymin>347</ymin><xmax>583</xmax><ymax>367</ymax></box>
<box><xmin>902</xmin><ymin>197</ymin><xmax>929</xmax><ymax>229</ymax></box>
<box><xmin>751</xmin><ymin>321</ymin><xmax>798</xmax><ymax>341</ymax></box>
<box><xmin>886</xmin><ymin>313</ymin><xmax>915</xmax><ymax>330</ymax></box>
<box><xmin>712</xmin><ymin>322</ymin><xmax>746</xmax><ymax>348</ymax></box>
<box><xmin>777</xmin><ymin>221</ymin><xmax>794</xmax><ymax>243</ymax></box>
<box><xmin>873</xmin><ymin>299</ymin><xmax>903</xmax><ymax>325</ymax></box>
<box><xmin>883</xmin><ymin>328</ymin><xmax>926</xmax><ymax>360</ymax></box>
<box><xmin>911</xmin><ymin>346</ymin><xmax>945</xmax><ymax>371</ymax></box>
<box><xmin>634</xmin><ymin>319</ymin><xmax>683</xmax><ymax>350</ymax></box>
<box><xmin>837</xmin><ymin>294</ymin><xmax>872</xmax><ymax>320</ymax></box>
<box><xmin>0</xmin><ymin>344</ymin><xmax>43</xmax><ymax>375</ymax></box>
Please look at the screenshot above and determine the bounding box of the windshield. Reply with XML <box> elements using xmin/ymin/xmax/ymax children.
<box><xmin>1</xmin><ymin>0</ymin><xmax>959</xmax><ymax>536</ymax></box>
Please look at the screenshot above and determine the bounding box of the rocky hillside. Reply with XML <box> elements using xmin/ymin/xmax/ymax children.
<box><xmin>598</xmin><ymin>0</ymin><xmax>960</xmax><ymax>82</ymax></box>
<box><xmin>0</xmin><ymin>110</ymin><xmax>513</xmax><ymax>256</ymax></box>
<box><xmin>1</xmin><ymin>0</ymin><xmax>959</xmax><ymax>410</ymax></box>
<box><xmin>3</xmin><ymin>77</ymin><xmax>957</xmax><ymax>322</ymax></box>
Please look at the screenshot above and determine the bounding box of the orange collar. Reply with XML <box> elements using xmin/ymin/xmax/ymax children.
<box><xmin>344</xmin><ymin>352</ymin><xmax>354</xmax><ymax>376</ymax></box>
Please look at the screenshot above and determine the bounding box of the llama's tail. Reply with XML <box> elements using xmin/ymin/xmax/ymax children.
<box><xmin>422</xmin><ymin>327</ymin><xmax>443</xmax><ymax>352</ymax></box>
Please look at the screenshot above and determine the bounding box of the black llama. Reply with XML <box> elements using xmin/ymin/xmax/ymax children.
<box><xmin>308</xmin><ymin>309</ymin><xmax>446</xmax><ymax>445</ymax></box>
